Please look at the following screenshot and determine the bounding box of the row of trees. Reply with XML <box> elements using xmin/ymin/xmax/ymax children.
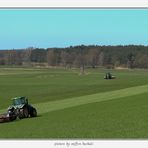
<box><xmin>0</xmin><ymin>45</ymin><xmax>148</xmax><ymax>69</ymax></box>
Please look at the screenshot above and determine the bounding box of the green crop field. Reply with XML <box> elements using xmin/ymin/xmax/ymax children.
<box><xmin>0</xmin><ymin>67</ymin><xmax>148</xmax><ymax>139</ymax></box>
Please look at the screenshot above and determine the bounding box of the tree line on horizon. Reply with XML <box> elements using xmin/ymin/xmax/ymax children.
<box><xmin>0</xmin><ymin>45</ymin><xmax>148</xmax><ymax>69</ymax></box>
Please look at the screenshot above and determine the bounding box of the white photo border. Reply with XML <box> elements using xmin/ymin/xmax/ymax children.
<box><xmin>0</xmin><ymin>0</ymin><xmax>148</xmax><ymax>148</ymax></box>
<box><xmin>0</xmin><ymin>0</ymin><xmax>148</xmax><ymax>8</ymax></box>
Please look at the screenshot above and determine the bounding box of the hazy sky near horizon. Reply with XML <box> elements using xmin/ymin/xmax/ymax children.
<box><xmin>0</xmin><ymin>9</ymin><xmax>148</xmax><ymax>49</ymax></box>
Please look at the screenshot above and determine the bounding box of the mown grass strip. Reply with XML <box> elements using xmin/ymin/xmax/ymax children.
<box><xmin>0</xmin><ymin>84</ymin><xmax>148</xmax><ymax>115</ymax></box>
<box><xmin>34</xmin><ymin>84</ymin><xmax>148</xmax><ymax>114</ymax></box>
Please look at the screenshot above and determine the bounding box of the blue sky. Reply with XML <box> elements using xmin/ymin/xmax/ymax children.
<box><xmin>0</xmin><ymin>9</ymin><xmax>148</xmax><ymax>49</ymax></box>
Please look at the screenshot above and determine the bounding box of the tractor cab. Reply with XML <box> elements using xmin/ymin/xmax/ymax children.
<box><xmin>12</xmin><ymin>96</ymin><xmax>28</xmax><ymax>106</ymax></box>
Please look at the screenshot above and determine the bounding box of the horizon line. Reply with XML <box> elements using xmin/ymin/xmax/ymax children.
<box><xmin>0</xmin><ymin>44</ymin><xmax>148</xmax><ymax>50</ymax></box>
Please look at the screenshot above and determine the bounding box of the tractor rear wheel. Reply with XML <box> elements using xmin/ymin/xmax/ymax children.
<box><xmin>19</xmin><ymin>107</ymin><xmax>29</xmax><ymax>118</ymax></box>
<box><xmin>30</xmin><ymin>108</ymin><xmax>37</xmax><ymax>117</ymax></box>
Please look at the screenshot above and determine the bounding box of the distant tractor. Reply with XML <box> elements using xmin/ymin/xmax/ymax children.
<box><xmin>104</xmin><ymin>72</ymin><xmax>116</xmax><ymax>79</ymax></box>
<box><xmin>8</xmin><ymin>96</ymin><xmax>37</xmax><ymax>119</ymax></box>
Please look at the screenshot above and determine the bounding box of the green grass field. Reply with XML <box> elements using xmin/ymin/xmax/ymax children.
<box><xmin>0</xmin><ymin>67</ymin><xmax>148</xmax><ymax>138</ymax></box>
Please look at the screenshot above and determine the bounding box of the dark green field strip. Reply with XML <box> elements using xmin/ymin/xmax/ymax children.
<box><xmin>1</xmin><ymin>68</ymin><xmax>148</xmax><ymax>109</ymax></box>
<box><xmin>35</xmin><ymin>92</ymin><xmax>148</xmax><ymax>138</ymax></box>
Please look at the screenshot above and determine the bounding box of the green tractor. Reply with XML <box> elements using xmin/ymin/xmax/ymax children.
<box><xmin>8</xmin><ymin>96</ymin><xmax>37</xmax><ymax>119</ymax></box>
<box><xmin>104</xmin><ymin>72</ymin><xmax>116</xmax><ymax>79</ymax></box>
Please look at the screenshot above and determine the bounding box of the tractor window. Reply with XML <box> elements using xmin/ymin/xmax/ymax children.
<box><xmin>12</xmin><ymin>98</ymin><xmax>26</xmax><ymax>105</ymax></box>
<box><xmin>12</xmin><ymin>99</ymin><xmax>21</xmax><ymax>105</ymax></box>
